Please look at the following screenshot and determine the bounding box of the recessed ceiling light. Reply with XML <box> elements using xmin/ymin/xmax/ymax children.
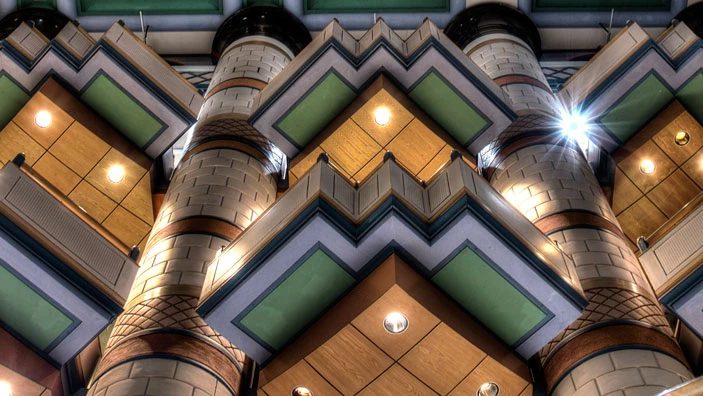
<box><xmin>34</xmin><ymin>110</ymin><xmax>51</xmax><ymax>128</ymax></box>
<box><xmin>374</xmin><ymin>107</ymin><xmax>391</xmax><ymax>126</ymax></box>
<box><xmin>477</xmin><ymin>382</ymin><xmax>499</xmax><ymax>396</ymax></box>
<box><xmin>383</xmin><ymin>312</ymin><xmax>408</xmax><ymax>334</ymax></box>
<box><xmin>639</xmin><ymin>159</ymin><xmax>655</xmax><ymax>175</ymax></box>
<box><xmin>675</xmin><ymin>131</ymin><xmax>691</xmax><ymax>146</ymax></box>
<box><xmin>107</xmin><ymin>165</ymin><xmax>125</xmax><ymax>183</ymax></box>
<box><xmin>291</xmin><ymin>386</ymin><xmax>313</xmax><ymax>396</ymax></box>
<box><xmin>0</xmin><ymin>381</ymin><xmax>12</xmax><ymax>396</ymax></box>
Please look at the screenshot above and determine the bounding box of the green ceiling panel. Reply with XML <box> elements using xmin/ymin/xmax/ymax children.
<box><xmin>432</xmin><ymin>247</ymin><xmax>546</xmax><ymax>346</ymax></box>
<box><xmin>600</xmin><ymin>74</ymin><xmax>673</xmax><ymax>144</ymax></box>
<box><xmin>276</xmin><ymin>72</ymin><xmax>356</xmax><ymax>148</ymax></box>
<box><xmin>17</xmin><ymin>0</ymin><xmax>56</xmax><ymax>9</ymax></box>
<box><xmin>81</xmin><ymin>74</ymin><xmax>163</xmax><ymax>148</ymax></box>
<box><xmin>77</xmin><ymin>0</ymin><xmax>221</xmax><ymax>15</ymax></box>
<box><xmin>409</xmin><ymin>71</ymin><xmax>488</xmax><ymax>146</ymax></box>
<box><xmin>304</xmin><ymin>0</ymin><xmax>448</xmax><ymax>13</ymax></box>
<box><xmin>0</xmin><ymin>264</ymin><xmax>73</xmax><ymax>350</ymax></box>
<box><xmin>243</xmin><ymin>0</ymin><xmax>283</xmax><ymax>7</ymax></box>
<box><xmin>240</xmin><ymin>249</ymin><xmax>355</xmax><ymax>350</ymax></box>
<box><xmin>533</xmin><ymin>0</ymin><xmax>670</xmax><ymax>11</ymax></box>
<box><xmin>0</xmin><ymin>76</ymin><xmax>29</xmax><ymax>129</ymax></box>
<box><xmin>676</xmin><ymin>73</ymin><xmax>703</xmax><ymax>124</ymax></box>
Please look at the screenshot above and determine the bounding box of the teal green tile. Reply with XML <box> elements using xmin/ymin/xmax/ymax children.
<box><xmin>276</xmin><ymin>73</ymin><xmax>356</xmax><ymax>148</ymax></box>
<box><xmin>0</xmin><ymin>264</ymin><xmax>72</xmax><ymax>350</ymax></box>
<box><xmin>601</xmin><ymin>74</ymin><xmax>673</xmax><ymax>143</ymax></box>
<box><xmin>409</xmin><ymin>72</ymin><xmax>488</xmax><ymax>146</ymax></box>
<box><xmin>0</xmin><ymin>76</ymin><xmax>30</xmax><ymax>129</ymax></box>
<box><xmin>432</xmin><ymin>247</ymin><xmax>546</xmax><ymax>345</ymax></box>
<box><xmin>240</xmin><ymin>249</ymin><xmax>355</xmax><ymax>350</ymax></box>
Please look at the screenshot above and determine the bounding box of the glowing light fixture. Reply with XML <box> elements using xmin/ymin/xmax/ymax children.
<box><xmin>477</xmin><ymin>382</ymin><xmax>499</xmax><ymax>396</ymax></box>
<box><xmin>291</xmin><ymin>386</ymin><xmax>313</xmax><ymax>396</ymax></box>
<box><xmin>640</xmin><ymin>159</ymin><xmax>655</xmax><ymax>174</ymax></box>
<box><xmin>374</xmin><ymin>107</ymin><xmax>391</xmax><ymax>126</ymax></box>
<box><xmin>560</xmin><ymin>111</ymin><xmax>588</xmax><ymax>139</ymax></box>
<box><xmin>34</xmin><ymin>110</ymin><xmax>52</xmax><ymax>128</ymax></box>
<box><xmin>0</xmin><ymin>381</ymin><xmax>11</xmax><ymax>396</ymax></box>
<box><xmin>675</xmin><ymin>131</ymin><xmax>691</xmax><ymax>146</ymax></box>
<box><xmin>383</xmin><ymin>312</ymin><xmax>409</xmax><ymax>334</ymax></box>
<box><xmin>107</xmin><ymin>165</ymin><xmax>125</xmax><ymax>183</ymax></box>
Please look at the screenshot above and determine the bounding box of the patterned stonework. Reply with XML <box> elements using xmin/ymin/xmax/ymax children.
<box><xmin>539</xmin><ymin>288</ymin><xmax>673</xmax><ymax>364</ymax></box>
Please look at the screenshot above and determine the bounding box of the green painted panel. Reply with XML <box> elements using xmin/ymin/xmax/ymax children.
<box><xmin>0</xmin><ymin>265</ymin><xmax>72</xmax><ymax>350</ymax></box>
<box><xmin>276</xmin><ymin>72</ymin><xmax>356</xmax><ymax>148</ymax></box>
<box><xmin>409</xmin><ymin>72</ymin><xmax>488</xmax><ymax>146</ymax></box>
<box><xmin>432</xmin><ymin>247</ymin><xmax>546</xmax><ymax>345</ymax></box>
<box><xmin>243</xmin><ymin>0</ymin><xmax>282</xmax><ymax>7</ymax></box>
<box><xmin>17</xmin><ymin>0</ymin><xmax>56</xmax><ymax>9</ymax></box>
<box><xmin>600</xmin><ymin>74</ymin><xmax>673</xmax><ymax>143</ymax></box>
<box><xmin>533</xmin><ymin>0</ymin><xmax>669</xmax><ymax>11</ymax></box>
<box><xmin>676</xmin><ymin>74</ymin><xmax>703</xmax><ymax>124</ymax></box>
<box><xmin>81</xmin><ymin>75</ymin><xmax>163</xmax><ymax>148</ymax></box>
<box><xmin>0</xmin><ymin>76</ymin><xmax>30</xmax><ymax>129</ymax></box>
<box><xmin>77</xmin><ymin>0</ymin><xmax>221</xmax><ymax>15</ymax></box>
<box><xmin>240</xmin><ymin>249</ymin><xmax>355</xmax><ymax>350</ymax></box>
<box><xmin>305</xmin><ymin>0</ymin><xmax>448</xmax><ymax>13</ymax></box>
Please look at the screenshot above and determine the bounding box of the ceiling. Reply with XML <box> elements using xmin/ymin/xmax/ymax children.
<box><xmin>612</xmin><ymin>101</ymin><xmax>703</xmax><ymax>250</ymax></box>
<box><xmin>0</xmin><ymin>79</ymin><xmax>154</xmax><ymax>252</ymax></box>
<box><xmin>290</xmin><ymin>79</ymin><xmax>473</xmax><ymax>186</ymax></box>
<box><xmin>259</xmin><ymin>256</ymin><xmax>532</xmax><ymax>396</ymax></box>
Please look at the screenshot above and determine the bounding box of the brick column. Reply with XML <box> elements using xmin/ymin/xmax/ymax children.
<box><xmin>447</xmin><ymin>4</ymin><xmax>692</xmax><ymax>394</ymax></box>
<box><xmin>88</xmin><ymin>7</ymin><xmax>310</xmax><ymax>396</ymax></box>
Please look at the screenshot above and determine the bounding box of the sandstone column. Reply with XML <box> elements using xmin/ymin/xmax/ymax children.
<box><xmin>88</xmin><ymin>7</ymin><xmax>310</xmax><ymax>395</ymax></box>
<box><xmin>446</xmin><ymin>4</ymin><xmax>692</xmax><ymax>394</ymax></box>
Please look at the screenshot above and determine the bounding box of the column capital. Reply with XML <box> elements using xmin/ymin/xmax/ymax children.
<box><xmin>212</xmin><ymin>5</ymin><xmax>311</xmax><ymax>61</ymax></box>
<box><xmin>444</xmin><ymin>3</ymin><xmax>541</xmax><ymax>57</ymax></box>
<box><xmin>0</xmin><ymin>7</ymin><xmax>70</xmax><ymax>40</ymax></box>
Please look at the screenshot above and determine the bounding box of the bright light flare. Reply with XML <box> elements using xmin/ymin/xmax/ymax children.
<box><xmin>383</xmin><ymin>311</ymin><xmax>409</xmax><ymax>334</ymax></box>
<box><xmin>0</xmin><ymin>381</ymin><xmax>12</xmax><ymax>396</ymax></box>
<box><xmin>107</xmin><ymin>165</ymin><xmax>125</xmax><ymax>183</ymax></box>
<box><xmin>560</xmin><ymin>111</ymin><xmax>588</xmax><ymax>139</ymax></box>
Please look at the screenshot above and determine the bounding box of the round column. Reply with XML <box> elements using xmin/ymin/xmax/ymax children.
<box><xmin>89</xmin><ymin>7</ymin><xmax>310</xmax><ymax>396</ymax></box>
<box><xmin>447</xmin><ymin>4</ymin><xmax>692</xmax><ymax>394</ymax></box>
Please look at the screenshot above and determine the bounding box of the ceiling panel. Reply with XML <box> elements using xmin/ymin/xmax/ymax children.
<box><xmin>399</xmin><ymin>323</ymin><xmax>486</xmax><ymax>395</ymax></box>
<box><xmin>50</xmin><ymin>122</ymin><xmax>110</xmax><ymax>177</ymax></box>
<box><xmin>0</xmin><ymin>122</ymin><xmax>45</xmax><ymax>167</ymax></box>
<box><xmin>12</xmin><ymin>92</ymin><xmax>71</xmax><ymax>149</ymax></box>
<box><xmin>351</xmin><ymin>285</ymin><xmax>439</xmax><ymax>360</ymax></box>
<box><xmin>262</xmin><ymin>360</ymin><xmax>341</xmax><ymax>396</ymax></box>
<box><xmin>351</xmin><ymin>90</ymin><xmax>413</xmax><ymax>147</ymax></box>
<box><xmin>358</xmin><ymin>364</ymin><xmax>437</xmax><ymax>396</ymax></box>
<box><xmin>647</xmin><ymin>170</ymin><xmax>701</xmax><ymax>217</ymax></box>
<box><xmin>306</xmin><ymin>325</ymin><xmax>393</xmax><ymax>395</ymax></box>
<box><xmin>450</xmin><ymin>356</ymin><xmax>529</xmax><ymax>396</ymax></box>
<box><xmin>619</xmin><ymin>140</ymin><xmax>676</xmax><ymax>194</ymax></box>
<box><xmin>32</xmin><ymin>153</ymin><xmax>81</xmax><ymax>196</ymax></box>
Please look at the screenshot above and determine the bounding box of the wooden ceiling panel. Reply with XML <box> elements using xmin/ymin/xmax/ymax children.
<box><xmin>12</xmin><ymin>92</ymin><xmax>72</xmax><ymax>150</ymax></box>
<box><xmin>49</xmin><ymin>122</ymin><xmax>110</xmax><ymax>177</ymax></box>
<box><xmin>617</xmin><ymin>196</ymin><xmax>668</xmax><ymax>244</ymax></box>
<box><xmin>619</xmin><ymin>140</ymin><xmax>676</xmax><ymax>194</ymax></box>
<box><xmin>449</xmin><ymin>356</ymin><xmax>528</xmax><ymax>396</ymax></box>
<box><xmin>102</xmin><ymin>206</ymin><xmax>151</xmax><ymax>248</ymax></box>
<box><xmin>682</xmin><ymin>149</ymin><xmax>703</xmax><ymax>189</ymax></box>
<box><xmin>262</xmin><ymin>360</ymin><xmax>341</xmax><ymax>396</ymax></box>
<box><xmin>352</xmin><ymin>151</ymin><xmax>385</xmax><ymax>183</ymax></box>
<box><xmin>358</xmin><ymin>364</ymin><xmax>437</xmax><ymax>396</ymax></box>
<box><xmin>0</xmin><ymin>122</ymin><xmax>45</xmax><ymax>166</ymax></box>
<box><xmin>68</xmin><ymin>181</ymin><xmax>117</xmax><ymax>223</ymax></box>
<box><xmin>320</xmin><ymin>120</ymin><xmax>382</xmax><ymax>177</ymax></box>
<box><xmin>647</xmin><ymin>169</ymin><xmax>701</xmax><ymax>217</ymax></box>
<box><xmin>399</xmin><ymin>323</ymin><xmax>486</xmax><ymax>395</ymax></box>
<box><xmin>417</xmin><ymin>145</ymin><xmax>453</xmax><ymax>183</ymax></box>
<box><xmin>121</xmin><ymin>173</ymin><xmax>155</xmax><ymax>224</ymax></box>
<box><xmin>651</xmin><ymin>111</ymin><xmax>703</xmax><ymax>166</ymax></box>
<box><xmin>351</xmin><ymin>285</ymin><xmax>440</xmax><ymax>360</ymax></box>
<box><xmin>85</xmin><ymin>148</ymin><xmax>147</xmax><ymax>203</ymax></box>
<box><xmin>386</xmin><ymin>119</ymin><xmax>446</xmax><ymax>175</ymax></box>
<box><xmin>351</xmin><ymin>90</ymin><xmax>414</xmax><ymax>147</ymax></box>
<box><xmin>32</xmin><ymin>153</ymin><xmax>81</xmax><ymax>196</ymax></box>
<box><xmin>306</xmin><ymin>325</ymin><xmax>393</xmax><ymax>395</ymax></box>
<box><xmin>611</xmin><ymin>168</ymin><xmax>642</xmax><ymax>215</ymax></box>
